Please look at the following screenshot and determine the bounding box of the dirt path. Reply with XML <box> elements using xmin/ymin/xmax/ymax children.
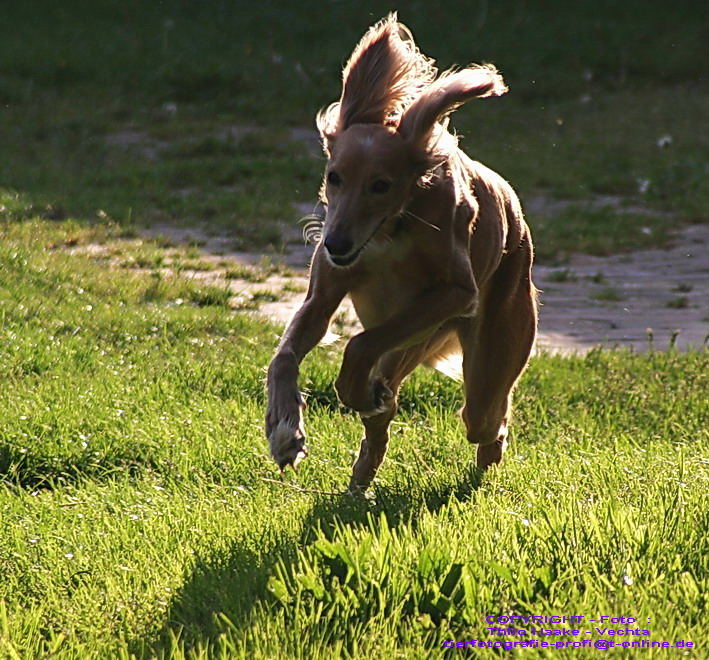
<box><xmin>141</xmin><ymin>219</ymin><xmax>708</xmax><ymax>354</ymax></box>
<box><xmin>534</xmin><ymin>223</ymin><xmax>707</xmax><ymax>352</ymax></box>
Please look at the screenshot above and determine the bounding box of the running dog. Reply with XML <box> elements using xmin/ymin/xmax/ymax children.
<box><xmin>266</xmin><ymin>14</ymin><xmax>537</xmax><ymax>491</ymax></box>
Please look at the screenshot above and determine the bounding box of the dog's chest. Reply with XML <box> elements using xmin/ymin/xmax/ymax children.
<box><xmin>348</xmin><ymin>238</ymin><xmax>431</xmax><ymax>329</ymax></box>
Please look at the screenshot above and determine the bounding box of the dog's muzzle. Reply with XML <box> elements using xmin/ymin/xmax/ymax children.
<box><xmin>324</xmin><ymin>217</ymin><xmax>388</xmax><ymax>268</ymax></box>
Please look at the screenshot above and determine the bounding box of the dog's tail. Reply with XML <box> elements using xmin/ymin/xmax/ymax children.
<box><xmin>424</xmin><ymin>336</ymin><xmax>464</xmax><ymax>381</ymax></box>
<box><xmin>430</xmin><ymin>353</ymin><xmax>464</xmax><ymax>381</ymax></box>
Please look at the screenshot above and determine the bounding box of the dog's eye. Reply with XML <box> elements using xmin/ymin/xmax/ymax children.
<box><xmin>370</xmin><ymin>179</ymin><xmax>391</xmax><ymax>194</ymax></box>
<box><xmin>327</xmin><ymin>171</ymin><xmax>342</xmax><ymax>186</ymax></box>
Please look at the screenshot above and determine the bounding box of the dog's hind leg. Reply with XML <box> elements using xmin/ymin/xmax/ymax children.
<box><xmin>459</xmin><ymin>232</ymin><xmax>537</xmax><ymax>470</ymax></box>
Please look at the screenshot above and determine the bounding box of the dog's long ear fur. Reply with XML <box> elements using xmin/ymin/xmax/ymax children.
<box><xmin>398</xmin><ymin>66</ymin><xmax>507</xmax><ymax>164</ymax></box>
<box><xmin>317</xmin><ymin>14</ymin><xmax>436</xmax><ymax>139</ymax></box>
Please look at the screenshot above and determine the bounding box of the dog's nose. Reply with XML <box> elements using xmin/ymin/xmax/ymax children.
<box><xmin>324</xmin><ymin>233</ymin><xmax>354</xmax><ymax>257</ymax></box>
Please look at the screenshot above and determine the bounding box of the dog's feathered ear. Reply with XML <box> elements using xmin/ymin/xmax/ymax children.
<box><xmin>317</xmin><ymin>13</ymin><xmax>435</xmax><ymax>145</ymax></box>
<box><xmin>398</xmin><ymin>66</ymin><xmax>507</xmax><ymax>160</ymax></box>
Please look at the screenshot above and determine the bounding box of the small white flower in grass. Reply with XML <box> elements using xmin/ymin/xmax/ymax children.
<box><xmin>623</xmin><ymin>574</ymin><xmax>633</xmax><ymax>586</ymax></box>
<box><xmin>657</xmin><ymin>135</ymin><xmax>673</xmax><ymax>149</ymax></box>
<box><xmin>641</xmin><ymin>227</ymin><xmax>652</xmax><ymax>235</ymax></box>
<box><xmin>29</xmin><ymin>538</ymin><xmax>40</xmax><ymax>544</ymax></box>
<box><xmin>65</xmin><ymin>553</ymin><xmax>74</xmax><ymax>559</ymax></box>
<box><xmin>637</xmin><ymin>178</ymin><xmax>651</xmax><ymax>194</ymax></box>
<box><xmin>521</xmin><ymin>518</ymin><xmax>531</xmax><ymax>527</ymax></box>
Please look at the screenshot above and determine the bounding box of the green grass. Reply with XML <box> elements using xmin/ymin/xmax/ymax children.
<box><xmin>591</xmin><ymin>287</ymin><xmax>626</xmax><ymax>302</ymax></box>
<box><xmin>666</xmin><ymin>296</ymin><xmax>690</xmax><ymax>309</ymax></box>
<box><xmin>1</xmin><ymin>214</ymin><xmax>707</xmax><ymax>658</ymax></box>
<box><xmin>546</xmin><ymin>269</ymin><xmax>578</xmax><ymax>283</ymax></box>
<box><xmin>0</xmin><ymin>1</ymin><xmax>706</xmax><ymax>257</ymax></box>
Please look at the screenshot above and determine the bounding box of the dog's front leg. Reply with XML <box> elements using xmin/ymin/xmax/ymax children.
<box><xmin>266</xmin><ymin>253</ymin><xmax>346</xmax><ymax>469</ymax></box>
<box><xmin>334</xmin><ymin>337</ymin><xmax>393</xmax><ymax>416</ymax></box>
<box><xmin>335</xmin><ymin>283</ymin><xmax>477</xmax><ymax>415</ymax></box>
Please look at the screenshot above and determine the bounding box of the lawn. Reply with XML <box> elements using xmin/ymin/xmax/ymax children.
<box><xmin>1</xmin><ymin>1</ymin><xmax>707</xmax><ymax>257</ymax></box>
<box><xmin>0</xmin><ymin>217</ymin><xmax>707</xmax><ymax>658</ymax></box>
<box><xmin>1</xmin><ymin>1</ymin><xmax>707</xmax><ymax>658</ymax></box>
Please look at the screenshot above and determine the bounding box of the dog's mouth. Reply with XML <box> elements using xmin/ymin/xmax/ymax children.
<box><xmin>327</xmin><ymin>218</ymin><xmax>388</xmax><ymax>269</ymax></box>
<box><xmin>330</xmin><ymin>244</ymin><xmax>366</xmax><ymax>267</ymax></box>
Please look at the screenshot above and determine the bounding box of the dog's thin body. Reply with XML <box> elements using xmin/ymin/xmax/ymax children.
<box><xmin>266</xmin><ymin>15</ymin><xmax>537</xmax><ymax>490</ymax></box>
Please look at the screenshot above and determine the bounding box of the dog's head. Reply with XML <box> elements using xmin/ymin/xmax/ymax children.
<box><xmin>316</xmin><ymin>14</ymin><xmax>507</xmax><ymax>268</ymax></box>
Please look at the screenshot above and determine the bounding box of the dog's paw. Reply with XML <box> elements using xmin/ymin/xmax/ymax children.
<box><xmin>359</xmin><ymin>378</ymin><xmax>394</xmax><ymax>419</ymax></box>
<box><xmin>269</xmin><ymin>421</ymin><xmax>308</xmax><ymax>471</ymax></box>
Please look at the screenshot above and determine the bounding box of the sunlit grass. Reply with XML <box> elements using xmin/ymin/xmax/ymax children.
<box><xmin>0</xmin><ymin>217</ymin><xmax>706</xmax><ymax>658</ymax></box>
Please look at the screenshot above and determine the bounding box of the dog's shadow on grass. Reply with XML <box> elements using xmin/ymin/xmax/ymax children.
<box><xmin>138</xmin><ymin>464</ymin><xmax>484</xmax><ymax>656</ymax></box>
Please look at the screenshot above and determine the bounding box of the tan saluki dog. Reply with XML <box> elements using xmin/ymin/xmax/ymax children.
<box><xmin>266</xmin><ymin>15</ymin><xmax>537</xmax><ymax>491</ymax></box>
